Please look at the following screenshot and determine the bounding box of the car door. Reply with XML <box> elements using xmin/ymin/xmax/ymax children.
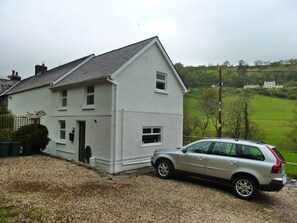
<box><xmin>205</xmin><ymin>142</ymin><xmax>239</xmax><ymax>180</ymax></box>
<box><xmin>177</xmin><ymin>141</ymin><xmax>212</xmax><ymax>175</ymax></box>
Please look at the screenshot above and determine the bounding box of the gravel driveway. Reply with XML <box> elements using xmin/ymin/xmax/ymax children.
<box><xmin>0</xmin><ymin>155</ymin><xmax>296</xmax><ymax>223</ymax></box>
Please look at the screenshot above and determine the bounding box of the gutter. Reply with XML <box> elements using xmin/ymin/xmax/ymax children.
<box><xmin>106</xmin><ymin>77</ymin><xmax>118</xmax><ymax>174</ymax></box>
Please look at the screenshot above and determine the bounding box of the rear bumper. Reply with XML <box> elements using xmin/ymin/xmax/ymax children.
<box><xmin>259</xmin><ymin>176</ymin><xmax>287</xmax><ymax>192</ymax></box>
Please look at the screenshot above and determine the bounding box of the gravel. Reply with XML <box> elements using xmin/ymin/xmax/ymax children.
<box><xmin>0</xmin><ymin>155</ymin><xmax>296</xmax><ymax>223</ymax></box>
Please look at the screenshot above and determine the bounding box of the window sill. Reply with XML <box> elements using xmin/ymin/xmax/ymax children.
<box><xmin>56</xmin><ymin>140</ymin><xmax>66</xmax><ymax>145</ymax></box>
<box><xmin>58</xmin><ymin>107</ymin><xmax>67</xmax><ymax>111</ymax></box>
<box><xmin>155</xmin><ymin>89</ymin><xmax>169</xmax><ymax>95</ymax></box>
<box><xmin>142</xmin><ymin>142</ymin><xmax>162</xmax><ymax>148</ymax></box>
<box><xmin>82</xmin><ymin>105</ymin><xmax>95</xmax><ymax>110</ymax></box>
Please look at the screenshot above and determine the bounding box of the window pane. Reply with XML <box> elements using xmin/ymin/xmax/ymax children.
<box><xmin>157</xmin><ymin>73</ymin><xmax>166</xmax><ymax>81</ymax></box>
<box><xmin>156</xmin><ymin>81</ymin><xmax>165</xmax><ymax>90</ymax></box>
<box><xmin>142</xmin><ymin>134</ymin><xmax>161</xmax><ymax>144</ymax></box>
<box><xmin>153</xmin><ymin>128</ymin><xmax>161</xmax><ymax>133</ymax></box>
<box><xmin>87</xmin><ymin>95</ymin><xmax>94</xmax><ymax>105</ymax></box>
<box><xmin>87</xmin><ymin>86</ymin><xmax>94</xmax><ymax>93</ymax></box>
<box><xmin>143</xmin><ymin>128</ymin><xmax>151</xmax><ymax>134</ymax></box>
<box><xmin>60</xmin><ymin>130</ymin><xmax>65</xmax><ymax>140</ymax></box>
<box><xmin>62</xmin><ymin>98</ymin><xmax>67</xmax><ymax>107</ymax></box>
<box><xmin>62</xmin><ymin>90</ymin><xmax>67</xmax><ymax>97</ymax></box>
<box><xmin>60</xmin><ymin>121</ymin><xmax>65</xmax><ymax>129</ymax></box>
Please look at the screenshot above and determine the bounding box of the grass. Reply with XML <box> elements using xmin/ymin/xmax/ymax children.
<box><xmin>184</xmin><ymin>87</ymin><xmax>297</xmax><ymax>178</ymax></box>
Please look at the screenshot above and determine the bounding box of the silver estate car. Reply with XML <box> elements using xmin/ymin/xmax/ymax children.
<box><xmin>151</xmin><ymin>138</ymin><xmax>287</xmax><ymax>200</ymax></box>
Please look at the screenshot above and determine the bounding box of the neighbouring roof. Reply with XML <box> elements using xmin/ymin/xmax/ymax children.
<box><xmin>0</xmin><ymin>79</ymin><xmax>19</xmax><ymax>96</ymax></box>
<box><xmin>6</xmin><ymin>36</ymin><xmax>187</xmax><ymax>94</ymax></box>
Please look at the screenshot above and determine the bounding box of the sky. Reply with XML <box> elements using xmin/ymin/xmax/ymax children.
<box><xmin>1</xmin><ymin>0</ymin><xmax>297</xmax><ymax>79</ymax></box>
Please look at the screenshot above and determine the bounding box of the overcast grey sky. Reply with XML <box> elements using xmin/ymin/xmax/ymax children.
<box><xmin>1</xmin><ymin>0</ymin><xmax>297</xmax><ymax>79</ymax></box>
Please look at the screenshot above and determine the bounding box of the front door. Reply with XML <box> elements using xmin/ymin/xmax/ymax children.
<box><xmin>78</xmin><ymin>121</ymin><xmax>86</xmax><ymax>162</ymax></box>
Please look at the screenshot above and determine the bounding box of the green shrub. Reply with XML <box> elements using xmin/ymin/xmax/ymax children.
<box><xmin>13</xmin><ymin>124</ymin><xmax>49</xmax><ymax>154</ymax></box>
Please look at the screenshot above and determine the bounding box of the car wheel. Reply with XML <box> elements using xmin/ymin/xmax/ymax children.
<box><xmin>156</xmin><ymin>159</ymin><xmax>173</xmax><ymax>179</ymax></box>
<box><xmin>232</xmin><ymin>176</ymin><xmax>257</xmax><ymax>200</ymax></box>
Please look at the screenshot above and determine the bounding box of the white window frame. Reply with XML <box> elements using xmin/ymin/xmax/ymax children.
<box><xmin>61</xmin><ymin>90</ymin><xmax>67</xmax><ymax>107</ymax></box>
<box><xmin>156</xmin><ymin>72</ymin><xmax>167</xmax><ymax>92</ymax></box>
<box><xmin>59</xmin><ymin>120</ymin><xmax>66</xmax><ymax>141</ymax></box>
<box><xmin>85</xmin><ymin>85</ymin><xmax>95</xmax><ymax>106</ymax></box>
<box><xmin>142</xmin><ymin>127</ymin><xmax>163</xmax><ymax>146</ymax></box>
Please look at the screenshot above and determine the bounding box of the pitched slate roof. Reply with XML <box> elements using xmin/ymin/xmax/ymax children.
<box><xmin>6</xmin><ymin>36</ymin><xmax>187</xmax><ymax>94</ymax></box>
<box><xmin>0</xmin><ymin>79</ymin><xmax>18</xmax><ymax>95</ymax></box>
<box><xmin>52</xmin><ymin>36</ymin><xmax>157</xmax><ymax>87</ymax></box>
<box><xmin>6</xmin><ymin>55</ymin><xmax>93</xmax><ymax>94</ymax></box>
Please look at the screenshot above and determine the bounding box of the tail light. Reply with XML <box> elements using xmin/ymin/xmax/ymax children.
<box><xmin>266</xmin><ymin>146</ymin><xmax>282</xmax><ymax>174</ymax></box>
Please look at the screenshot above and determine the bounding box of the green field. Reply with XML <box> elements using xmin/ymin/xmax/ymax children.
<box><xmin>184</xmin><ymin>88</ymin><xmax>297</xmax><ymax>178</ymax></box>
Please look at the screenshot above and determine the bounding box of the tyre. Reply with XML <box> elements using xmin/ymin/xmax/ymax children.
<box><xmin>232</xmin><ymin>176</ymin><xmax>258</xmax><ymax>200</ymax></box>
<box><xmin>156</xmin><ymin>159</ymin><xmax>173</xmax><ymax>179</ymax></box>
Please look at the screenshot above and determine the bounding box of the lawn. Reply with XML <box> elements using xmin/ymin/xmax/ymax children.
<box><xmin>184</xmin><ymin>88</ymin><xmax>297</xmax><ymax>178</ymax></box>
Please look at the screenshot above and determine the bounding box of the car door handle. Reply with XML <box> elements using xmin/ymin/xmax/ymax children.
<box><xmin>228</xmin><ymin>160</ymin><xmax>237</xmax><ymax>165</ymax></box>
<box><xmin>198</xmin><ymin>157</ymin><xmax>206</xmax><ymax>160</ymax></box>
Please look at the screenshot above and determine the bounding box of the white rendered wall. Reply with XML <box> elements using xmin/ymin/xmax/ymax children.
<box><xmin>113</xmin><ymin>43</ymin><xmax>184</xmax><ymax>172</ymax></box>
<box><xmin>49</xmin><ymin>82</ymin><xmax>113</xmax><ymax>172</ymax></box>
<box><xmin>8</xmin><ymin>87</ymin><xmax>52</xmax><ymax>127</ymax></box>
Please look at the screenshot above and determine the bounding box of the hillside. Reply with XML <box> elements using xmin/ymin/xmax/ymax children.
<box><xmin>183</xmin><ymin>87</ymin><xmax>296</xmax><ymax>149</ymax></box>
<box><xmin>175</xmin><ymin>60</ymin><xmax>297</xmax><ymax>90</ymax></box>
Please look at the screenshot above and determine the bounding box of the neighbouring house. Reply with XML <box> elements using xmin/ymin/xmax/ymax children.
<box><xmin>263</xmin><ymin>81</ymin><xmax>283</xmax><ymax>89</ymax></box>
<box><xmin>243</xmin><ymin>84</ymin><xmax>260</xmax><ymax>89</ymax></box>
<box><xmin>4</xmin><ymin>36</ymin><xmax>187</xmax><ymax>174</ymax></box>
<box><xmin>0</xmin><ymin>71</ymin><xmax>21</xmax><ymax>106</ymax></box>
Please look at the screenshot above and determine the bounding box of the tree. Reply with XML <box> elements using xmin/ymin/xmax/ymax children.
<box><xmin>223</xmin><ymin>61</ymin><xmax>231</xmax><ymax>67</ymax></box>
<box><xmin>237</xmin><ymin>60</ymin><xmax>249</xmax><ymax>87</ymax></box>
<box><xmin>183</xmin><ymin>116</ymin><xmax>202</xmax><ymax>144</ymax></box>
<box><xmin>200</xmin><ymin>88</ymin><xmax>218</xmax><ymax>137</ymax></box>
<box><xmin>224</xmin><ymin>91</ymin><xmax>265</xmax><ymax>140</ymax></box>
<box><xmin>254</xmin><ymin>60</ymin><xmax>263</xmax><ymax>66</ymax></box>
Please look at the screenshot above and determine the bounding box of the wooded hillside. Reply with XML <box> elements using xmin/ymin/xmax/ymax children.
<box><xmin>175</xmin><ymin>59</ymin><xmax>297</xmax><ymax>89</ymax></box>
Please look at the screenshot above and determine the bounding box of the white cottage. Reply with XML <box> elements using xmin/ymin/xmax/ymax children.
<box><xmin>5</xmin><ymin>37</ymin><xmax>187</xmax><ymax>173</ymax></box>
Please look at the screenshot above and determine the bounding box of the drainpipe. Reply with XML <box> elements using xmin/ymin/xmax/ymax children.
<box><xmin>106</xmin><ymin>77</ymin><xmax>118</xmax><ymax>174</ymax></box>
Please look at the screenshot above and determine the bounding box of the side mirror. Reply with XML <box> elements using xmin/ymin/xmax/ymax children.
<box><xmin>182</xmin><ymin>148</ymin><xmax>187</xmax><ymax>153</ymax></box>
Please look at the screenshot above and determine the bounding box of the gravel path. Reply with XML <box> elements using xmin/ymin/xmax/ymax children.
<box><xmin>0</xmin><ymin>155</ymin><xmax>296</xmax><ymax>223</ymax></box>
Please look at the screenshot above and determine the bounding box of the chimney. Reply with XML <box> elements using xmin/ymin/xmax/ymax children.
<box><xmin>35</xmin><ymin>63</ymin><xmax>47</xmax><ymax>76</ymax></box>
<box><xmin>8</xmin><ymin>70</ymin><xmax>21</xmax><ymax>81</ymax></box>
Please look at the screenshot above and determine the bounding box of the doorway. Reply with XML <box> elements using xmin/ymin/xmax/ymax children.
<box><xmin>78</xmin><ymin>121</ymin><xmax>86</xmax><ymax>162</ymax></box>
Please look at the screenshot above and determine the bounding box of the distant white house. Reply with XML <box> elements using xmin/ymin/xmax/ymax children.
<box><xmin>244</xmin><ymin>84</ymin><xmax>260</xmax><ymax>89</ymax></box>
<box><xmin>4</xmin><ymin>36</ymin><xmax>187</xmax><ymax>174</ymax></box>
<box><xmin>263</xmin><ymin>81</ymin><xmax>283</xmax><ymax>89</ymax></box>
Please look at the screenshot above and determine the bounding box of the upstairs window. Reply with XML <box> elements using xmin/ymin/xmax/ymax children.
<box><xmin>156</xmin><ymin>72</ymin><xmax>167</xmax><ymax>91</ymax></box>
<box><xmin>59</xmin><ymin>120</ymin><xmax>66</xmax><ymax>140</ymax></box>
<box><xmin>61</xmin><ymin>90</ymin><xmax>67</xmax><ymax>107</ymax></box>
<box><xmin>86</xmin><ymin>86</ymin><xmax>94</xmax><ymax>105</ymax></box>
<box><xmin>142</xmin><ymin>127</ymin><xmax>162</xmax><ymax>145</ymax></box>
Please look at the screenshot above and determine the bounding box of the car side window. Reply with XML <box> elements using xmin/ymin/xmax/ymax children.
<box><xmin>211</xmin><ymin>142</ymin><xmax>236</xmax><ymax>157</ymax></box>
<box><xmin>240</xmin><ymin>145</ymin><xmax>265</xmax><ymax>161</ymax></box>
<box><xmin>186</xmin><ymin>141</ymin><xmax>212</xmax><ymax>154</ymax></box>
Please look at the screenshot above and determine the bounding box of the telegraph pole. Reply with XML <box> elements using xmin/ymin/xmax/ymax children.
<box><xmin>217</xmin><ymin>67</ymin><xmax>222</xmax><ymax>137</ymax></box>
